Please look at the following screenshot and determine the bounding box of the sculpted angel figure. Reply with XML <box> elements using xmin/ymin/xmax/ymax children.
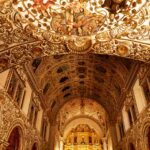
<box><xmin>33</xmin><ymin>0</ymin><xmax>56</xmax><ymax>9</ymax></box>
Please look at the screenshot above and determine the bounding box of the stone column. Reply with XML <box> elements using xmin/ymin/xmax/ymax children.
<box><xmin>49</xmin><ymin>125</ymin><xmax>56</xmax><ymax>150</ymax></box>
<box><xmin>109</xmin><ymin>125</ymin><xmax>118</xmax><ymax>150</ymax></box>
<box><xmin>102</xmin><ymin>138</ymin><xmax>107</xmax><ymax>150</ymax></box>
<box><xmin>59</xmin><ymin>137</ymin><xmax>64</xmax><ymax>150</ymax></box>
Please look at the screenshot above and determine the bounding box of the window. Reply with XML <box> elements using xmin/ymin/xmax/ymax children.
<box><xmin>28</xmin><ymin>99</ymin><xmax>38</xmax><ymax>127</ymax></box>
<box><xmin>57</xmin><ymin>66</ymin><xmax>68</xmax><ymax>73</ymax></box>
<box><xmin>7</xmin><ymin>70</ymin><xmax>25</xmax><ymax>108</ymax></box>
<box><xmin>142</xmin><ymin>76</ymin><xmax>150</xmax><ymax>104</ymax></box>
<box><xmin>59</xmin><ymin>76</ymin><xmax>69</xmax><ymax>83</ymax></box>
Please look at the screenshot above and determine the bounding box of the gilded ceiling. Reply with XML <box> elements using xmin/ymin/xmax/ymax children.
<box><xmin>31</xmin><ymin>54</ymin><xmax>136</xmax><ymax>122</ymax></box>
<box><xmin>0</xmin><ymin>0</ymin><xmax>150</xmax><ymax>72</ymax></box>
<box><xmin>0</xmin><ymin>0</ymin><xmax>149</xmax><ymax>129</ymax></box>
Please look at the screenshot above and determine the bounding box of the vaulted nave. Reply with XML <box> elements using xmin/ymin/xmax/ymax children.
<box><xmin>0</xmin><ymin>0</ymin><xmax>150</xmax><ymax>150</ymax></box>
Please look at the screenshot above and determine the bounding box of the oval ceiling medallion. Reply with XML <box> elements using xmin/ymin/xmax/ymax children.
<box><xmin>66</xmin><ymin>39</ymin><xmax>92</xmax><ymax>53</ymax></box>
<box><xmin>117</xmin><ymin>44</ymin><xmax>129</xmax><ymax>56</ymax></box>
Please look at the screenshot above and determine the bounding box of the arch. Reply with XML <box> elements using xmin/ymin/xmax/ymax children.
<box><xmin>142</xmin><ymin>121</ymin><xmax>150</xmax><ymax>150</ymax></box>
<box><xmin>5</xmin><ymin>120</ymin><xmax>25</xmax><ymax>150</ymax></box>
<box><xmin>54</xmin><ymin>97</ymin><xmax>108</xmax><ymax>125</ymax></box>
<box><xmin>63</xmin><ymin>117</ymin><xmax>104</xmax><ymax>139</ymax></box>
<box><xmin>128</xmin><ymin>143</ymin><xmax>136</xmax><ymax>150</ymax></box>
<box><xmin>146</xmin><ymin>127</ymin><xmax>150</xmax><ymax>150</ymax></box>
<box><xmin>143</xmin><ymin>125</ymin><xmax>150</xmax><ymax>150</ymax></box>
<box><xmin>31</xmin><ymin>143</ymin><xmax>38</xmax><ymax>150</ymax></box>
<box><xmin>6</xmin><ymin>127</ymin><xmax>22</xmax><ymax>150</ymax></box>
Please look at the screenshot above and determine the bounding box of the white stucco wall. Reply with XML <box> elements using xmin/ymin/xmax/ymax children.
<box><xmin>122</xmin><ymin>106</ymin><xmax>130</xmax><ymax>131</ymax></box>
<box><xmin>133</xmin><ymin>79</ymin><xmax>147</xmax><ymax>113</ymax></box>
<box><xmin>22</xmin><ymin>81</ymin><xmax>32</xmax><ymax>116</ymax></box>
<box><xmin>116</xmin><ymin>123</ymin><xmax>120</xmax><ymax>142</ymax></box>
<box><xmin>0</xmin><ymin>70</ymin><xmax>9</xmax><ymax>89</ymax></box>
<box><xmin>36</xmin><ymin>108</ymin><xmax>43</xmax><ymax>132</ymax></box>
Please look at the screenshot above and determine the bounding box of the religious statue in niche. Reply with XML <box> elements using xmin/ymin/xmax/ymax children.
<box><xmin>81</xmin><ymin>137</ymin><xmax>85</xmax><ymax>144</ymax></box>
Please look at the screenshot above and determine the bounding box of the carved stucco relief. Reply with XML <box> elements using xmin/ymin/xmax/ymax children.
<box><xmin>0</xmin><ymin>89</ymin><xmax>47</xmax><ymax>150</ymax></box>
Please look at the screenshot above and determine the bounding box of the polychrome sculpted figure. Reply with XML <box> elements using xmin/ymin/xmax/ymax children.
<box><xmin>102</xmin><ymin>0</ymin><xmax>126</xmax><ymax>13</ymax></box>
<box><xmin>33</xmin><ymin>0</ymin><xmax>56</xmax><ymax>9</ymax></box>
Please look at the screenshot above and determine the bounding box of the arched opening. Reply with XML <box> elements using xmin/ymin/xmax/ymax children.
<box><xmin>6</xmin><ymin>127</ymin><xmax>21</xmax><ymax>150</ymax></box>
<box><xmin>146</xmin><ymin>127</ymin><xmax>150</xmax><ymax>150</ymax></box>
<box><xmin>128</xmin><ymin>143</ymin><xmax>135</xmax><ymax>150</ymax></box>
<box><xmin>31</xmin><ymin>143</ymin><xmax>38</xmax><ymax>150</ymax></box>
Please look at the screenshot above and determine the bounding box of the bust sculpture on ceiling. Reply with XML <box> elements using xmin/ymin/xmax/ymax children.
<box><xmin>102</xmin><ymin>0</ymin><xmax>127</xmax><ymax>13</ymax></box>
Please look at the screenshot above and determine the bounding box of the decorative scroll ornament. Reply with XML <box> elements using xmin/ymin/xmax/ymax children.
<box><xmin>66</xmin><ymin>38</ymin><xmax>92</xmax><ymax>53</ymax></box>
<box><xmin>0</xmin><ymin>0</ymin><xmax>150</xmax><ymax>72</ymax></box>
<box><xmin>12</xmin><ymin>0</ymin><xmax>148</xmax><ymax>39</ymax></box>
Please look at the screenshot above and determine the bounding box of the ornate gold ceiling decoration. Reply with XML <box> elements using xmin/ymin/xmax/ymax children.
<box><xmin>0</xmin><ymin>0</ymin><xmax>149</xmax><ymax>72</ymax></box>
<box><xmin>12</xmin><ymin>0</ymin><xmax>144</xmax><ymax>37</ymax></box>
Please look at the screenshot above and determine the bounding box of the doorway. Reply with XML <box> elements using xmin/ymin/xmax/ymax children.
<box><xmin>6</xmin><ymin>127</ymin><xmax>21</xmax><ymax>150</ymax></box>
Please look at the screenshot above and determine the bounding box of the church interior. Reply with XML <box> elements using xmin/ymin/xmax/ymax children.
<box><xmin>0</xmin><ymin>0</ymin><xmax>149</xmax><ymax>150</ymax></box>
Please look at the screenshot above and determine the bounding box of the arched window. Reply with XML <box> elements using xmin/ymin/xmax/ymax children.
<box><xmin>59</xmin><ymin>76</ymin><xmax>69</xmax><ymax>83</ymax></box>
<box><xmin>7</xmin><ymin>71</ymin><xmax>25</xmax><ymax>108</ymax></box>
<box><xmin>32</xmin><ymin>143</ymin><xmax>38</xmax><ymax>150</ymax></box>
<box><xmin>129</xmin><ymin>143</ymin><xmax>135</xmax><ymax>150</ymax></box>
<box><xmin>6</xmin><ymin>127</ymin><xmax>21</xmax><ymax>150</ymax></box>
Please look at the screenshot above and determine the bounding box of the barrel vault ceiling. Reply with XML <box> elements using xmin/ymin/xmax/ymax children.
<box><xmin>28</xmin><ymin>54</ymin><xmax>139</xmax><ymax>122</ymax></box>
<box><xmin>0</xmin><ymin>0</ymin><xmax>149</xmax><ymax>124</ymax></box>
